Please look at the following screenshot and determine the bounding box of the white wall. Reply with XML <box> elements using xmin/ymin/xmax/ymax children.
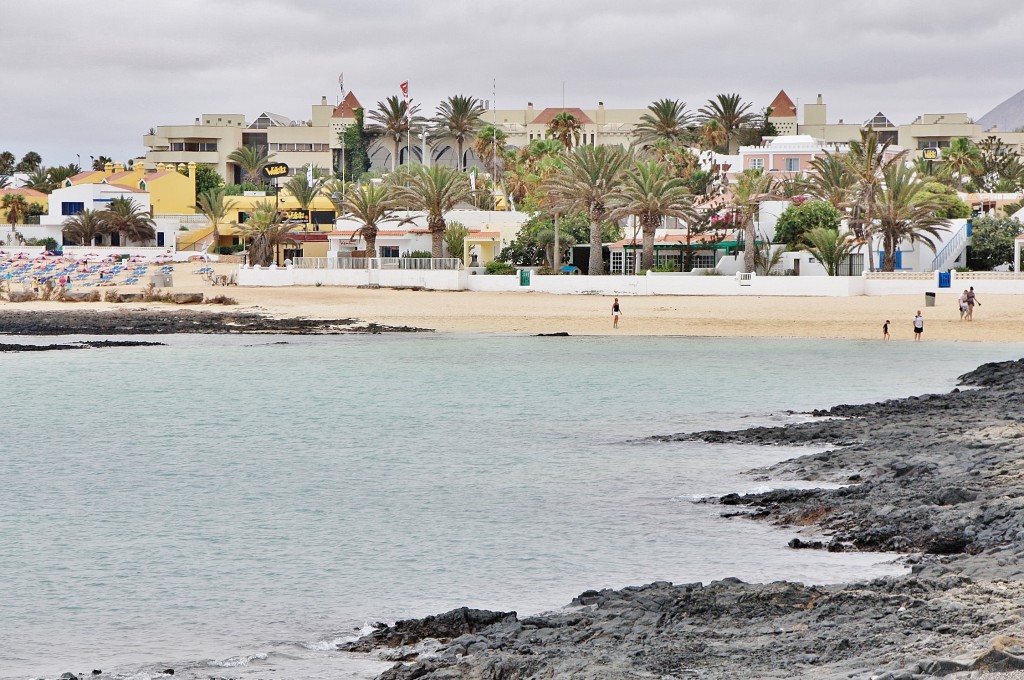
<box><xmin>239</xmin><ymin>267</ymin><xmax>1024</xmax><ymax>297</ymax></box>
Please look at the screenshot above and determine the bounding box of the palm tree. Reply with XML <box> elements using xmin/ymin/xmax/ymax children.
<box><xmin>2</xmin><ymin>193</ymin><xmax>29</xmax><ymax>241</ymax></box>
<box><xmin>431</xmin><ymin>95</ymin><xmax>486</xmax><ymax>172</ymax></box>
<box><xmin>547</xmin><ymin>112</ymin><xmax>583</xmax><ymax>151</ymax></box>
<box><xmin>473</xmin><ymin>124</ymin><xmax>507</xmax><ymax>179</ymax></box>
<box><xmin>843</xmin><ymin>129</ymin><xmax>908</xmax><ymax>270</ymax></box>
<box><xmin>61</xmin><ymin>209</ymin><xmax>107</xmax><ymax>246</ymax></box>
<box><xmin>239</xmin><ymin>200</ymin><xmax>295</xmax><ymax>267</ymax></box>
<box><xmin>805</xmin><ymin>153</ymin><xmax>856</xmax><ymax>212</ymax></box>
<box><xmin>939</xmin><ymin>137</ymin><xmax>983</xmax><ymax>188</ymax></box>
<box><xmin>391</xmin><ymin>164</ymin><xmax>474</xmax><ymax>258</ymax></box>
<box><xmin>873</xmin><ymin>165</ymin><xmax>949</xmax><ymax>272</ymax></box>
<box><xmin>20</xmin><ymin>169</ymin><xmax>54</xmax><ymax>193</ymax></box>
<box><xmin>102</xmin><ymin>197</ymin><xmax>156</xmax><ymax>245</ymax></box>
<box><xmin>0</xmin><ymin>176</ymin><xmax>9</xmax><ymax>189</ymax></box>
<box><xmin>367</xmin><ymin>95</ymin><xmax>423</xmax><ymax>171</ymax></box>
<box><xmin>698</xmin><ymin>94</ymin><xmax>757</xmax><ymax>153</ymax></box>
<box><xmin>802</xmin><ymin>227</ymin><xmax>857</xmax><ymax>276</ymax></box>
<box><xmin>341</xmin><ymin>182</ymin><xmax>402</xmax><ymax>257</ymax></box>
<box><xmin>730</xmin><ymin>168</ymin><xmax>779</xmax><ymax>274</ymax></box>
<box><xmin>699</xmin><ymin>120</ymin><xmax>727</xmax><ymax>154</ymax></box>
<box><xmin>227</xmin><ymin>145</ymin><xmax>274</xmax><ymax>186</ymax></box>
<box><xmin>545</xmin><ymin>145</ymin><xmax>631</xmax><ymax>275</ymax></box>
<box><xmin>634</xmin><ymin>99</ymin><xmax>693</xmax><ymax>146</ymax></box>
<box><xmin>609</xmin><ymin>160</ymin><xmax>695</xmax><ymax>270</ymax></box>
<box><xmin>193</xmin><ymin>188</ymin><xmax>238</xmax><ymax>253</ymax></box>
<box><xmin>283</xmin><ymin>165</ymin><xmax>327</xmax><ymax>228</ymax></box>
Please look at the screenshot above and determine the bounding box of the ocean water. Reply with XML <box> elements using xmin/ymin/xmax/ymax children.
<box><xmin>2</xmin><ymin>334</ymin><xmax>1022</xmax><ymax>680</ymax></box>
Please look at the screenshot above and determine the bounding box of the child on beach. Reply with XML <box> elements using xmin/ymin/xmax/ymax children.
<box><xmin>612</xmin><ymin>298</ymin><xmax>621</xmax><ymax>329</ymax></box>
<box><xmin>883</xmin><ymin>320</ymin><xmax>890</xmax><ymax>341</ymax></box>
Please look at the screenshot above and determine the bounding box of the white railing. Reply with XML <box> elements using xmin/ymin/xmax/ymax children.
<box><xmin>863</xmin><ymin>271</ymin><xmax>933</xmax><ymax>280</ymax></box>
<box><xmin>737</xmin><ymin>272</ymin><xmax>754</xmax><ymax>286</ymax></box>
<box><xmin>293</xmin><ymin>257</ymin><xmax>463</xmax><ymax>271</ymax></box>
<box><xmin>929</xmin><ymin>222</ymin><xmax>971</xmax><ymax>272</ymax></box>
<box><xmin>956</xmin><ymin>271</ymin><xmax>1024</xmax><ymax>280</ymax></box>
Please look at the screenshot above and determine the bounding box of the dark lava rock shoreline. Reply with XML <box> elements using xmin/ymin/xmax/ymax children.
<box><xmin>0</xmin><ymin>309</ymin><xmax>428</xmax><ymax>335</ymax></box>
<box><xmin>340</xmin><ymin>359</ymin><xmax>1024</xmax><ymax>680</ymax></box>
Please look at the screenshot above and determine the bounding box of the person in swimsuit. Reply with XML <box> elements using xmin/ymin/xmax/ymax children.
<box><xmin>913</xmin><ymin>311</ymin><xmax>924</xmax><ymax>341</ymax></box>
<box><xmin>959</xmin><ymin>290</ymin><xmax>969</xmax><ymax>320</ymax></box>
<box><xmin>966</xmin><ymin>287</ymin><xmax>979</xmax><ymax>321</ymax></box>
<box><xmin>612</xmin><ymin>298</ymin><xmax>621</xmax><ymax>329</ymax></box>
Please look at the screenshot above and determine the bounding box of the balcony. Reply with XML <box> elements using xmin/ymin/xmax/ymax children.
<box><xmin>146</xmin><ymin>150</ymin><xmax>221</xmax><ymax>165</ymax></box>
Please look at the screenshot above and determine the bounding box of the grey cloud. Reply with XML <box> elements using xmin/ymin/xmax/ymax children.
<box><xmin>4</xmin><ymin>0</ymin><xmax>1024</xmax><ymax>164</ymax></box>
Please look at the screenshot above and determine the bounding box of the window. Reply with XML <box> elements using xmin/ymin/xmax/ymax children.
<box><xmin>61</xmin><ymin>202</ymin><xmax>85</xmax><ymax>216</ymax></box>
<box><xmin>611</xmin><ymin>251</ymin><xmax>623</xmax><ymax>273</ymax></box>
<box><xmin>750</xmin><ymin>158</ymin><xmax>764</xmax><ymax>170</ymax></box>
<box><xmin>784</xmin><ymin>158</ymin><xmax>800</xmax><ymax>172</ymax></box>
<box><xmin>310</xmin><ymin>210</ymin><xmax>335</xmax><ymax>226</ymax></box>
<box><xmin>690</xmin><ymin>254</ymin><xmax>715</xmax><ymax>269</ymax></box>
<box><xmin>170</xmin><ymin>141</ymin><xmax>218</xmax><ymax>152</ymax></box>
<box><xmin>379</xmin><ymin>246</ymin><xmax>400</xmax><ymax>258</ymax></box>
<box><xmin>157</xmin><ymin>232</ymin><xmax>165</xmax><ymax>247</ymax></box>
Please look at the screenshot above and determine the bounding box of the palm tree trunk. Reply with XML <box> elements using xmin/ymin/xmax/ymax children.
<box><xmin>641</xmin><ymin>217</ymin><xmax>657</xmax><ymax>271</ymax></box>
<box><xmin>457</xmin><ymin>139</ymin><xmax>464</xmax><ymax>172</ymax></box>
<box><xmin>882</xmin><ymin>233</ymin><xmax>896</xmax><ymax>272</ymax></box>
<box><xmin>364</xmin><ymin>230</ymin><xmax>377</xmax><ymax>259</ymax></box>
<box><xmin>742</xmin><ymin>219</ymin><xmax>757</xmax><ymax>274</ymax></box>
<box><xmin>429</xmin><ymin>216</ymin><xmax>445</xmax><ymax>259</ymax></box>
<box><xmin>588</xmin><ymin>208</ymin><xmax>604</xmax><ymax>275</ymax></box>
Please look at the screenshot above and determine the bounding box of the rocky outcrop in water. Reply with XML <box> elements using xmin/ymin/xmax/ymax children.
<box><xmin>341</xmin><ymin>358</ymin><xmax>1024</xmax><ymax>679</ymax></box>
<box><xmin>0</xmin><ymin>310</ymin><xmax>428</xmax><ymax>335</ymax></box>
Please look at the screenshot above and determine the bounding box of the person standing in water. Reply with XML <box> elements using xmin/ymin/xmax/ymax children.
<box><xmin>913</xmin><ymin>311</ymin><xmax>924</xmax><ymax>341</ymax></box>
<box><xmin>612</xmin><ymin>298</ymin><xmax>621</xmax><ymax>329</ymax></box>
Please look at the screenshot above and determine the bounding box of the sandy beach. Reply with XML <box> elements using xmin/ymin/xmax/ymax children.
<box><xmin>1</xmin><ymin>262</ymin><xmax>1021</xmax><ymax>341</ymax></box>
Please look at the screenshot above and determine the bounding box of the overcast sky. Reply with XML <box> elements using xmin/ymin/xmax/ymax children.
<box><xmin>3</xmin><ymin>0</ymin><xmax>1024</xmax><ymax>168</ymax></box>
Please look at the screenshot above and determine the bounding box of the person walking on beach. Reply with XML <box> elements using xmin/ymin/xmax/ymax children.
<box><xmin>958</xmin><ymin>290</ymin><xmax>969</xmax><ymax>320</ymax></box>
<box><xmin>966</xmin><ymin>286</ymin><xmax>980</xmax><ymax>321</ymax></box>
<box><xmin>913</xmin><ymin>311</ymin><xmax>924</xmax><ymax>341</ymax></box>
<box><xmin>883</xmin><ymin>320</ymin><xmax>890</xmax><ymax>341</ymax></box>
<box><xmin>612</xmin><ymin>298</ymin><xmax>621</xmax><ymax>329</ymax></box>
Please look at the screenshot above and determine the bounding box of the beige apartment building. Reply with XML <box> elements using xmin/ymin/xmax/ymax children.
<box><xmin>770</xmin><ymin>90</ymin><xmax>1024</xmax><ymax>157</ymax></box>
<box><xmin>143</xmin><ymin>88</ymin><xmax>1024</xmax><ymax>183</ymax></box>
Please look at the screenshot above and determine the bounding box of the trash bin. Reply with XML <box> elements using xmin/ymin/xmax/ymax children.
<box><xmin>925</xmin><ymin>291</ymin><xmax>936</xmax><ymax>307</ymax></box>
<box><xmin>519</xmin><ymin>269</ymin><xmax>531</xmax><ymax>287</ymax></box>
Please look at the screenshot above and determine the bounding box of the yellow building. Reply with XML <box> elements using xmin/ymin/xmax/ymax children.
<box><xmin>64</xmin><ymin>161</ymin><xmax>196</xmax><ymax>215</ymax></box>
<box><xmin>0</xmin><ymin>188</ymin><xmax>49</xmax><ymax>221</ymax></box>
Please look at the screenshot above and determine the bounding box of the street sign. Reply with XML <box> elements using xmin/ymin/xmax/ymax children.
<box><xmin>262</xmin><ymin>162</ymin><xmax>290</xmax><ymax>179</ymax></box>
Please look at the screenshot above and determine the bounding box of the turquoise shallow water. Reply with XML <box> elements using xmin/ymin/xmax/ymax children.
<box><xmin>2</xmin><ymin>334</ymin><xmax>1022</xmax><ymax>680</ymax></box>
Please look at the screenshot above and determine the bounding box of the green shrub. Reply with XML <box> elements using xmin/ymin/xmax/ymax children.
<box><xmin>651</xmin><ymin>261</ymin><xmax>678</xmax><ymax>272</ymax></box>
<box><xmin>485</xmin><ymin>260</ymin><xmax>517</xmax><ymax>275</ymax></box>
<box><xmin>403</xmin><ymin>250</ymin><xmax>432</xmax><ymax>258</ymax></box>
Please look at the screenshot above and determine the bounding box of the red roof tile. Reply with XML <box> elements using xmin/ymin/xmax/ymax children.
<box><xmin>332</xmin><ymin>92</ymin><xmax>363</xmax><ymax>119</ymax></box>
<box><xmin>0</xmin><ymin>187</ymin><xmax>47</xmax><ymax>198</ymax></box>
<box><xmin>768</xmin><ymin>90</ymin><xmax>797</xmax><ymax>118</ymax></box>
<box><xmin>530</xmin><ymin>107</ymin><xmax>594</xmax><ymax>125</ymax></box>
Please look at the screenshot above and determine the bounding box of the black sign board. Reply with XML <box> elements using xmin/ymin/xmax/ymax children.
<box><xmin>281</xmin><ymin>209</ymin><xmax>309</xmax><ymax>222</ymax></box>
<box><xmin>262</xmin><ymin>162</ymin><xmax>290</xmax><ymax>179</ymax></box>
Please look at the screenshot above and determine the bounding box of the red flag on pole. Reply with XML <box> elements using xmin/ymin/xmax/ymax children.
<box><xmin>400</xmin><ymin>81</ymin><xmax>409</xmax><ymax>98</ymax></box>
